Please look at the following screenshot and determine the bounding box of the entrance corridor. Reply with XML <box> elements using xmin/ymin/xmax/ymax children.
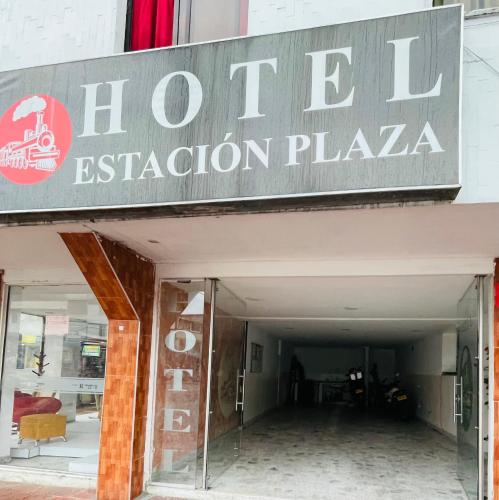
<box><xmin>210</xmin><ymin>406</ymin><xmax>465</xmax><ymax>500</ymax></box>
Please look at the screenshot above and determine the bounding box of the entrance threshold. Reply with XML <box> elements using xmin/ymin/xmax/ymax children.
<box><xmin>146</xmin><ymin>483</ymin><xmax>281</xmax><ymax>500</ymax></box>
<box><xmin>0</xmin><ymin>464</ymin><xmax>96</xmax><ymax>490</ymax></box>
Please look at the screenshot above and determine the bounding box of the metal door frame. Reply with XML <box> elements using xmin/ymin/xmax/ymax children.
<box><xmin>486</xmin><ymin>275</ymin><xmax>494</xmax><ymax>500</ymax></box>
<box><xmin>455</xmin><ymin>275</ymin><xmax>489</xmax><ymax>499</ymax></box>
<box><xmin>0</xmin><ymin>284</ymin><xmax>9</xmax><ymax>394</ymax></box>
<box><xmin>478</xmin><ymin>276</ymin><xmax>484</xmax><ymax>500</ymax></box>
<box><xmin>201</xmin><ymin>278</ymin><xmax>217</xmax><ymax>489</ymax></box>
<box><xmin>481</xmin><ymin>274</ymin><xmax>495</xmax><ymax>500</ymax></box>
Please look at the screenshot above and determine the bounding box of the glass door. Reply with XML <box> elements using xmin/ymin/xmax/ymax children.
<box><xmin>150</xmin><ymin>279</ymin><xmax>211</xmax><ymax>487</ymax></box>
<box><xmin>455</xmin><ymin>276</ymin><xmax>486</xmax><ymax>499</ymax></box>
<box><xmin>204</xmin><ymin>281</ymin><xmax>246</xmax><ymax>488</ymax></box>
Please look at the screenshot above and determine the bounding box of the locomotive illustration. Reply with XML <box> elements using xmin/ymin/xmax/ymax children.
<box><xmin>0</xmin><ymin>110</ymin><xmax>60</xmax><ymax>171</ymax></box>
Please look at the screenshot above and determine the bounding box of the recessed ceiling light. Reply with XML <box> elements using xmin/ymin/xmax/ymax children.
<box><xmin>344</xmin><ymin>306</ymin><xmax>358</xmax><ymax>311</ymax></box>
<box><xmin>147</xmin><ymin>239</ymin><xmax>160</xmax><ymax>244</ymax></box>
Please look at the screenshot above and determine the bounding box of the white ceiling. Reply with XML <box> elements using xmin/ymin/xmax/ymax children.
<box><xmin>216</xmin><ymin>275</ymin><xmax>475</xmax><ymax>345</ymax></box>
<box><xmin>87</xmin><ymin>202</ymin><xmax>499</xmax><ymax>265</ymax></box>
<box><xmin>0</xmin><ymin>201</ymin><xmax>496</xmax><ymax>286</ymax></box>
<box><xmin>0</xmin><ymin>203</ymin><xmax>486</xmax><ymax>345</ymax></box>
<box><xmin>1</xmin><ymin>202</ymin><xmax>499</xmax><ymax>281</ymax></box>
<box><xmin>246</xmin><ymin>319</ymin><xmax>458</xmax><ymax>346</ymax></box>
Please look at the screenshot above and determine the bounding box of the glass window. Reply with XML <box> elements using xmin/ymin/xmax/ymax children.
<box><xmin>188</xmin><ymin>0</ymin><xmax>243</xmax><ymax>43</ymax></box>
<box><xmin>0</xmin><ymin>285</ymin><xmax>108</xmax><ymax>474</ymax></box>
<box><xmin>127</xmin><ymin>0</ymin><xmax>175</xmax><ymax>51</ymax></box>
<box><xmin>434</xmin><ymin>0</ymin><xmax>499</xmax><ymax>11</ymax></box>
<box><xmin>125</xmin><ymin>0</ymin><xmax>247</xmax><ymax>50</ymax></box>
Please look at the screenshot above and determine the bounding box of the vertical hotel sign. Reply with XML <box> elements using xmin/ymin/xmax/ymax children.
<box><xmin>0</xmin><ymin>7</ymin><xmax>462</xmax><ymax>214</ymax></box>
<box><xmin>153</xmin><ymin>282</ymin><xmax>207</xmax><ymax>483</ymax></box>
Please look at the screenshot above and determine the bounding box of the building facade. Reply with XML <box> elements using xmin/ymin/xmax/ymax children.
<box><xmin>0</xmin><ymin>1</ymin><xmax>499</xmax><ymax>499</ymax></box>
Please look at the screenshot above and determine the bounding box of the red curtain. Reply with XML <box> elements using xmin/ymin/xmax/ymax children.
<box><xmin>131</xmin><ymin>0</ymin><xmax>175</xmax><ymax>51</ymax></box>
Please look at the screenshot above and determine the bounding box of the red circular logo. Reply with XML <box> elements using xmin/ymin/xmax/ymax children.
<box><xmin>0</xmin><ymin>94</ymin><xmax>72</xmax><ymax>185</ymax></box>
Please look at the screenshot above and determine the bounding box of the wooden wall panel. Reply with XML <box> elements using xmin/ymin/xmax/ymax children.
<box><xmin>60</xmin><ymin>233</ymin><xmax>155</xmax><ymax>500</ymax></box>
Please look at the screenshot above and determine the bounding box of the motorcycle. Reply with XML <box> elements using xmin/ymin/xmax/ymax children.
<box><xmin>347</xmin><ymin>367</ymin><xmax>365</xmax><ymax>408</ymax></box>
<box><xmin>383</xmin><ymin>374</ymin><xmax>411</xmax><ymax>420</ymax></box>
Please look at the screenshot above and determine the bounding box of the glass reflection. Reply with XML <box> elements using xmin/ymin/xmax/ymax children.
<box><xmin>0</xmin><ymin>285</ymin><xmax>108</xmax><ymax>474</ymax></box>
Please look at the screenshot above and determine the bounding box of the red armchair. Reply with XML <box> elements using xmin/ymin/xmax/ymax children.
<box><xmin>12</xmin><ymin>391</ymin><xmax>62</xmax><ymax>425</ymax></box>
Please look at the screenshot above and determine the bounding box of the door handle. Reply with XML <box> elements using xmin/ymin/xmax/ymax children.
<box><xmin>454</xmin><ymin>376</ymin><xmax>463</xmax><ymax>424</ymax></box>
<box><xmin>241</xmin><ymin>368</ymin><xmax>246</xmax><ymax>412</ymax></box>
<box><xmin>453</xmin><ymin>376</ymin><xmax>456</xmax><ymax>423</ymax></box>
<box><xmin>235</xmin><ymin>369</ymin><xmax>240</xmax><ymax>411</ymax></box>
<box><xmin>236</xmin><ymin>369</ymin><xmax>245</xmax><ymax>412</ymax></box>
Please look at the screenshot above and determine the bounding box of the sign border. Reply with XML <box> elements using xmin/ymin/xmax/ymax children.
<box><xmin>0</xmin><ymin>5</ymin><xmax>463</xmax><ymax>216</ymax></box>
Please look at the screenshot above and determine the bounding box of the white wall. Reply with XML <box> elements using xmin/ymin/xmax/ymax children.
<box><xmin>455</xmin><ymin>14</ymin><xmax>499</xmax><ymax>203</ymax></box>
<box><xmin>244</xmin><ymin>324</ymin><xmax>280</xmax><ymax>423</ymax></box>
<box><xmin>397</xmin><ymin>332</ymin><xmax>457</xmax><ymax>437</ymax></box>
<box><xmin>398</xmin><ymin>334</ymin><xmax>443</xmax><ymax>376</ymax></box>
<box><xmin>231</xmin><ymin>324</ymin><xmax>294</xmax><ymax>423</ymax></box>
<box><xmin>248</xmin><ymin>0</ymin><xmax>432</xmax><ymax>35</ymax></box>
<box><xmin>293</xmin><ymin>345</ymin><xmax>396</xmax><ymax>382</ymax></box>
<box><xmin>294</xmin><ymin>346</ymin><xmax>364</xmax><ymax>380</ymax></box>
<box><xmin>370</xmin><ymin>348</ymin><xmax>397</xmax><ymax>382</ymax></box>
<box><xmin>277</xmin><ymin>339</ymin><xmax>294</xmax><ymax>405</ymax></box>
<box><xmin>0</xmin><ymin>0</ymin><xmax>127</xmax><ymax>72</ymax></box>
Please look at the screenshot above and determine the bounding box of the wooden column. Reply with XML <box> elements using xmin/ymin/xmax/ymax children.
<box><xmin>60</xmin><ymin>233</ymin><xmax>155</xmax><ymax>500</ymax></box>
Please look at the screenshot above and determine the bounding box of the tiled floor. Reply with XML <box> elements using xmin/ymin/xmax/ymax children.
<box><xmin>1</xmin><ymin>406</ymin><xmax>468</xmax><ymax>500</ymax></box>
<box><xmin>0</xmin><ymin>481</ymin><xmax>95</xmax><ymax>500</ymax></box>
<box><xmin>207</xmin><ymin>405</ymin><xmax>467</xmax><ymax>500</ymax></box>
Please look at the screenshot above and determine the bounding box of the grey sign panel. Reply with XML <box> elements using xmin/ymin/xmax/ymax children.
<box><xmin>0</xmin><ymin>6</ymin><xmax>462</xmax><ymax>214</ymax></box>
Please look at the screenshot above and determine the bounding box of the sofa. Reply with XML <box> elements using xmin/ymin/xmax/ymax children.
<box><xmin>12</xmin><ymin>390</ymin><xmax>62</xmax><ymax>425</ymax></box>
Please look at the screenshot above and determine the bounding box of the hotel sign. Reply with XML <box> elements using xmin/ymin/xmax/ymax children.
<box><xmin>0</xmin><ymin>7</ymin><xmax>462</xmax><ymax>214</ymax></box>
